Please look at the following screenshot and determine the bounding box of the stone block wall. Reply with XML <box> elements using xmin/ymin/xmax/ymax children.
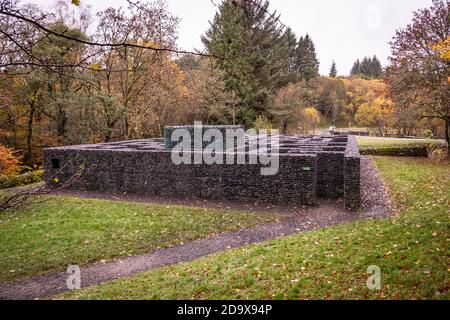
<box><xmin>43</xmin><ymin>134</ymin><xmax>361</xmax><ymax>210</ymax></box>
<box><xmin>44</xmin><ymin>148</ymin><xmax>318</xmax><ymax>206</ymax></box>
<box><xmin>164</xmin><ymin>125</ymin><xmax>245</xmax><ymax>149</ymax></box>
<box><xmin>344</xmin><ymin>136</ymin><xmax>361</xmax><ymax>210</ymax></box>
<box><xmin>316</xmin><ymin>152</ymin><xmax>345</xmax><ymax>198</ymax></box>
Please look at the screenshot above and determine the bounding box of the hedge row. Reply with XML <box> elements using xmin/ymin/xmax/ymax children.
<box><xmin>359</xmin><ymin>146</ymin><xmax>429</xmax><ymax>157</ymax></box>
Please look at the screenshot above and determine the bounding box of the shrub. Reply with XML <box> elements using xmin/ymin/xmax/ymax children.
<box><xmin>0</xmin><ymin>146</ymin><xmax>21</xmax><ymax>177</ymax></box>
<box><xmin>0</xmin><ymin>170</ymin><xmax>44</xmax><ymax>190</ymax></box>
<box><xmin>360</xmin><ymin>146</ymin><xmax>429</xmax><ymax>157</ymax></box>
<box><xmin>423</xmin><ymin>130</ymin><xmax>434</xmax><ymax>139</ymax></box>
<box><xmin>253</xmin><ymin>115</ymin><xmax>273</xmax><ymax>134</ymax></box>
<box><xmin>359</xmin><ymin>140</ymin><xmax>448</xmax><ymax>158</ymax></box>
<box><xmin>428</xmin><ymin>143</ymin><xmax>449</xmax><ymax>163</ymax></box>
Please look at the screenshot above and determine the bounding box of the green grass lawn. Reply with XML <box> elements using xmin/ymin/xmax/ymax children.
<box><xmin>59</xmin><ymin>157</ymin><xmax>449</xmax><ymax>300</ymax></box>
<box><xmin>0</xmin><ymin>196</ymin><xmax>279</xmax><ymax>283</ymax></box>
<box><xmin>357</xmin><ymin>137</ymin><xmax>446</xmax><ymax>149</ymax></box>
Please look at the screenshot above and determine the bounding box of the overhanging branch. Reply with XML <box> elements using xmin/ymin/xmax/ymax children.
<box><xmin>0</xmin><ymin>7</ymin><xmax>223</xmax><ymax>60</ymax></box>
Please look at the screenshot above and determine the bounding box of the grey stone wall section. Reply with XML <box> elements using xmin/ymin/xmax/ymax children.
<box><xmin>44</xmin><ymin>148</ymin><xmax>318</xmax><ymax>206</ymax></box>
<box><xmin>317</xmin><ymin>152</ymin><xmax>344</xmax><ymax>198</ymax></box>
<box><xmin>344</xmin><ymin>135</ymin><xmax>361</xmax><ymax>210</ymax></box>
<box><xmin>164</xmin><ymin>125</ymin><xmax>245</xmax><ymax>149</ymax></box>
<box><xmin>43</xmin><ymin>134</ymin><xmax>361</xmax><ymax>210</ymax></box>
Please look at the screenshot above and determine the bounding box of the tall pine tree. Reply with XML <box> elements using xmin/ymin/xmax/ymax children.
<box><xmin>359</xmin><ymin>57</ymin><xmax>372</xmax><ymax>77</ymax></box>
<box><xmin>350</xmin><ymin>55</ymin><xmax>383</xmax><ymax>78</ymax></box>
<box><xmin>295</xmin><ymin>34</ymin><xmax>319</xmax><ymax>81</ymax></box>
<box><xmin>370</xmin><ymin>55</ymin><xmax>383</xmax><ymax>78</ymax></box>
<box><xmin>278</xmin><ymin>27</ymin><xmax>299</xmax><ymax>85</ymax></box>
<box><xmin>329</xmin><ymin>61</ymin><xmax>337</xmax><ymax>78</ymax></box>
<box><xmin>202</xmin><ymin>0</ymin><xmax>292</xmax><ymax>127</ymax></box>
<box><xmin>350</xmin><ymin>59</ymin><xmax>361</xmax><ymax>76</ymax></box>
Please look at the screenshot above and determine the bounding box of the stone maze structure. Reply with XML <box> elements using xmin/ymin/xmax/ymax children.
<box><xmin>44</xmin><ymin>126</ymin><xmax>361</xmax><ymax>210</ymax></box>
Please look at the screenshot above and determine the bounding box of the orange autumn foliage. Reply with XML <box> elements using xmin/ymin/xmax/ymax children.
<box><xmin>0</xmin><ymin>145</ymin><xmax>21</xmax><ymax>177</ymax></box>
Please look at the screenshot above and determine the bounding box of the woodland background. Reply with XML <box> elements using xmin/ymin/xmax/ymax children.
<box><xmin>0</xmin><ymin>0</ymin><xmax>448</xmax><ymax>169</ymax></box>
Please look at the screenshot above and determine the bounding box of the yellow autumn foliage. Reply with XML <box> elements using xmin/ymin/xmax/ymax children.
<box><xmin>432</xmin><ymin>37</ymin><xmax>450</xmax><ymax>61</ymax></box>
<box><xmin>89</xmin><ymin>63</ymin><xmax>102</xmax><ymax>72</ymax></box>
<box><xmin>355</xmin><ymin>98</ymin><xmax>395</xmax><ymax>134</ymax></box>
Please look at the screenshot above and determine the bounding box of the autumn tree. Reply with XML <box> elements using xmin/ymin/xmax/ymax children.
<box><xmin>272</xmin><ymin>76</ymin><xmax>391</xmax><ymax>131</ymax></box>
<box><xmin>178</xmin><ymin>56</ymin><xmax>234</xmax><ymax>125</ymax></box>
<box><xmin>315</xmin><ymin>77</ymin><xmax>347</xmax><ymax>123</ymax></box>
<box><xmin>87</xmin><ymin>1</ymin><xmax>179</xmax><ymax>141</ymax></box>
<box><xmin>139</xmin><ymin>57</ymin><xmax>188</xmax><ymax>136</ymax></box>
<box><xmin>386</xmin><ymin>0</ymin><xmax>450</xmax><ymax>145</ymax></box>
<box><xmin>13</xmin><ymin>75</ymin><xmax>46</xmax><ymax>165</ymax></box>
<box><xmin>355</xmin><ymin>98</ymin><xmax>395</xmax><ymax>136</ymax></box>
<box><xmin>432</xmin><ymin>37</ymin><xmax>450</xmax><ymax>61</ymax></box>
<box><xmin>0</xmin><ymin>145</ymin><xmax>21</xmax><ymax>176</ymax></box>
<box><xmin>0</xmin><ymin>0</ymin><xmax>207</xmax><ymax>162</ymax></box>
<box><xmin>36</xmin><ymin>23</ymin><xmax>89</xmax><ymax>145</ymax></box>
<box><xmin>298</xmin><ymin>107</ymin><xmax>321</xmax><ymax>134</ymax></box>
<box><xmin>0</xmin><ymin>1</ymin><xmax>97</xmax><ymax>163</ymax></box>
<box><xmin>342</xmin><ymin>77</ymin><xmax>387</xmax><ymax>125</ymax></box>
<box><xmin>271</xmin><ymin>83</ymin><xmax>306</xmax><ymax>132</ymax></box>
<box><xmin>0</xmin><ymin>3</ymin><xmax>48</xmax><ymax>164</ymax></box>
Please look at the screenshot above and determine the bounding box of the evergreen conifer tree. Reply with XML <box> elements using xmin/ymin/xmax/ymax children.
<box><xmin>360</xmin><ymin>57</ymin><xmax>372</xmax><ymax>77</ymax></box>
<box><xmin>295</xmin><ymin>34</ymin><xmax>320</xmax><ymax>81</ymax></box>
<box><xmin>329</xmin><ymin>61</ymin><xmax>337</xmax><ymax>78</ymax></box>
<box><xmin>202</xmin><ymin>0</ymin><xmax>289</xmax><ymax>126</ymax></box>
<box><xmin>370</xmin><ymin>55</ymin><xmax>383</xmax><ymax>78</ymax></box>
<box><xmin>350</xmin><ymin>59</ymin><xmax>361</xmax><ymax>76</ymax></box>
<box><xmin>351</xmin><ymin>56</ymin><xmax>383</xmax><ymax>78</ymax></box>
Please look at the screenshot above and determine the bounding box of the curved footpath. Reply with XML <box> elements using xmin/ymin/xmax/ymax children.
<box><xmin>0</xmin><ymin>157</ymin><xmax>391</xmax><ymax>300</ymax></box>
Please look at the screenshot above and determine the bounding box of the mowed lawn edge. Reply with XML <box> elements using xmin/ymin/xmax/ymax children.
<box><xmin>58</xmin><ymin>157</ymin><xmax>449</xmax><ymax>300</ymax></box>
<box><xmin>0</xmin><ymin>196</ymin><xmax>280</xmax><ymax>284</ymax></box>
<box><xmin>357</xmin><ymin>137</ymin><xmax>447</xmax><ymax>149</ymax></box>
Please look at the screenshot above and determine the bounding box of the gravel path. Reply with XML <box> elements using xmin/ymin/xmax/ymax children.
<box><xmin>360</xmin><ymin>156</ymin><xmax>393</xmax><ymax>218</ymax></box>
<box><xmin>0</xmin><ymin>157</ymin><xmax>391</xmax><ymax>300</ymax></box>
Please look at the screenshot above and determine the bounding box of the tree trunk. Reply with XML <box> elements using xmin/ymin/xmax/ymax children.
<box><xmin>445</xmin><ymin>119</ymin><xmax>450</xmax><ymax>147</ymax></box>
<box><xmin>282</xmin><ymin>119</ymin><xmax>288</xmax><ymax>134</ymax></box>
<box><xmin>57</xmin><ymin>116</ymin><xmax>67</xmax><ymax>145</ymax></box>
<box><xmin>378</xmin><ymin>122</ymin><xmax>384</xmax><ymax>137</ymax></box>
<box><xmin>232</xmin><ymin>104</ymin><xmax>236</xmax><ymax>126</ymax></box>
<box><xmin>104</xmin><ymin>130</ymin><xmax>112</xmax><ymax>143</ymax></box>
<box><xmin>25</xmin><ymin>103</ymin><xmax>36</xmax><ymax>166</ymax></box>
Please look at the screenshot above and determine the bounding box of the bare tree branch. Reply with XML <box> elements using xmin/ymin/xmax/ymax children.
<box><xmin>0</xmin><ymin>154</ymin><xmax>85</xmax><ymax>212</ymax></box>
<box><xmin>0</xmin><ymin>5</ymin><xmax>223</xmax><ymax>60</ymax></box>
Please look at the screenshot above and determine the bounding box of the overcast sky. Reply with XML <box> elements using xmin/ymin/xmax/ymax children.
<box><xmin>34</xmin><ymin>0</ymin><xmax>433</xmax><ymax>75</ymax></box>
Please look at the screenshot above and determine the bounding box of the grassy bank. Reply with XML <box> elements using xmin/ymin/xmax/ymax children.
<box><xmin>59</xmin><ymin>157</ymin><xmax>449</xmax><ymax>300</ymax></box>
<box><xmin>0</xmin><ymin>196</ymin><xmax>279</xmax><ymax>283</ymax></box>
<box><xmin>357</xmin><ymin>137</ymin><xmax>447</xmax><ymax>157</ymax></box>
<box><xmin>357</xmin><ymin>137</ymin><xmax>446</xmax><ymax>149</ymax></box>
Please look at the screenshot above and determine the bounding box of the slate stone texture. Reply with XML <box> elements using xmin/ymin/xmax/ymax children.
<box><xmin>344</xmin><ymin>136</ymin><xmax>362</xmax><ymax>210</ymax></box>
<box><xmin>164</xmin><ymin>125</ymin><xmax>246</xmax><ymax>150</ymax></box>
